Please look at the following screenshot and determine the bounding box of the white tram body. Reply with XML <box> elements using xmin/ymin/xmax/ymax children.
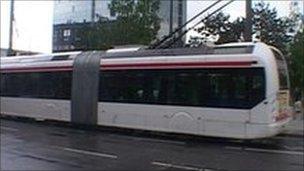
<box><xmin>0</xmin><ymin>42</ymin><xmax>292</xmax><ymax>139</ymax></box>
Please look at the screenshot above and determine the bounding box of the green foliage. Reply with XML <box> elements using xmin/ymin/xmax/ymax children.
<box><xmin>109</xmin><ymin>0</ymin><xmax>160</xmax><ymax>45</ymax></box>
<box><xmin>252</xmin><ymin>2</ymin><xmax>296</xmax><ymax>54</ymax></box>
<box><xmin>76</xmin><ymin>0</ymin><xmax>160</xmax><ymax>50</ymax></box>
<box><xmin>76</xmin><ymin>21</ymin><xmax>116</xmax><ymax>50</ymax></box>
<box><xmin>190</xmin><ymin>2</ymin><xmax>296</xmax><ymax>54</ymax></box>
<box><xmin>289</xmin><ymin>29</ymin><xmax>304</xmax><ymax>101</ymax></box>
<box><xmin>193</xmin><ymin>12</ymin><xmax>244</xmax><ymax>44</ymax></box>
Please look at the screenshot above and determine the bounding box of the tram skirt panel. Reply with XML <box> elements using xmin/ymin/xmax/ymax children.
<box><xmin>71</xmin><ymin>52</ymin><xmax>103</xmax><ymax>125</ymax></box>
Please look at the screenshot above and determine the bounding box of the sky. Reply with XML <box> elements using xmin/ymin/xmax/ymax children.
<box><xmin>1</xmin><ymin>0</ymin><xmax>53</xmax><ymax>53</ymax></box>
<box><xmin>0</xmin><ymin>0</ymin><xmax>303</xmax><ymax>54</ymax></box>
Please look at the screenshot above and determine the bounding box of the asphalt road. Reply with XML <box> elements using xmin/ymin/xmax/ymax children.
<box><xmin>1</xmin><ymin>118</ymin><xmax>303</xmax><ymax>171</ymax></box>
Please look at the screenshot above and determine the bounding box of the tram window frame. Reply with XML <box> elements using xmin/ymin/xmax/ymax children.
<box><xmin>98</xmin><ymin>68</ymin><xmax>265</xmax><ymax>109</ymax></box>
<box><xmin>0</xmin><ymin>71</ymin><xmax>72</xmax><ymax>100</ymax></box>
<box><xmin>99</xmin><ymin>70</ymin><xmax>167</xmax><ymax>104</ymax></box>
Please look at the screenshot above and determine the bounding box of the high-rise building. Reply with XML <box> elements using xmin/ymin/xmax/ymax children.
<box><xmin>53</xmin><ymin>0</ymin><xmax>187</xmax><ymax>52</ymax></box>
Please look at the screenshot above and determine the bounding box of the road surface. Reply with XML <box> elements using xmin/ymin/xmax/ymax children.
<box><xmin>1</xmin><ymin>118</ymin><xmax>303</xmax><ymax>170</ymax></box>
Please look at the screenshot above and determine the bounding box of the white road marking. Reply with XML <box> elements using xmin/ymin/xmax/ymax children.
<box><xmin>152</xmin><ymin>161</ymin><xmax>207</xmax><ymax>171</ymax></box>
<box><xmin>62</xmin><ymin>147</ymin><xmax>118</xmax><ymax>159</ymax></box>
<box><xmin>0</xmin><ymin>126</ymin><xmax>18</xmax><ymax>132</ymax></box>
<box><xmin>245</xmin><ymin>147</ymin><xmax>304</xmax><ymax>155</ymax></box>
<box><xmin>225</xmin><ymin>146</ymin><xmax>304</xmax><ymax>156</ymax></box>
<box><xmin>283</xmin><ymin>145</ymin><xmax>304</xmax><ymax>151</ymax></box>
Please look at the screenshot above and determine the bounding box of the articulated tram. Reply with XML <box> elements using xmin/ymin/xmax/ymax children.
<box><xmin>0</xmin><ymin>42</ymin><xmax>292</xmax><ymax>139</ymax></box>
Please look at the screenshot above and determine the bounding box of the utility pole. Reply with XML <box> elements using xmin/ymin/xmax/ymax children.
<box><xmin>91</xmin><ymin>0</ymin><xmax>95</xmax><ymax>24</ymax></box>
<box><xmin>244</xmin><ymin>0</ymin><xmax>252</xmax><ymax>42</ymax></box>
<box><xmin>8</xmin><ymin>0</ymin><xmax>15</xmax><ymax>56</ymax></box>
<box><xmin>177</xmin><ymin>0</ymin><xmax>184</xmax><ymax>47</ymax></box>
<box><xmin>169</xmin><ymin>0</ymin><xmax>173</xmax><ymax>34</ymax></box>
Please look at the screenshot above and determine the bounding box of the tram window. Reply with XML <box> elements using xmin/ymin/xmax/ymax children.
<box><xmin>232</xmin><ymin>76</ymin><xmax>247</xmax><ymax>101</ymax></box>
<box><xmin>99</xmin><ymin>72</ymin><xmax>122</xmax><ymax>101</ymax></box>
<box><xmin>53</xmin><ymin>72</ymin><xmax>72</xmax><ymax>99</ymax></box>
<box><xmin>0</xmin><ymin>74</ymin><xmax>6</xmax><ymax>95</ymax></box>
<box><xmin>18</xmin><ymin>73</ymin><xmax>37</xmax><ymax>97</ymax></box>
<box><xmin>250</xmin><ymin>75</ymin><xmax>265</xmax><ymax>105</ymax></box>
<box><xmin>167</xmin><ymin>72</ymin><xmax>200</xmax><ymax>106</ymax></box>
<box><xmin>98</xmin><ymin>68</ymin><xmax>265</xmax><ymax>109</ymax></box>
<box><xmin>207</xmin><ymin>73</ymin><xmax>232</xmax><ymax>107</ymax></box>
<box><xmin>148</xmin><ymin>72</ymin><xmax>167</xmax><ymax>104</ymax></box>
<box><xmin>119</xmin><ymin>72</ymin><xmax>147</xmax><ymax>103</ymax></box>
<box><xmin>4</xmin><ymin>74</ymin><xmax>21</xmax><ymax>97</ymax></box>
<box><xmin>204</xmin><ymin>69</ymin><xmax>265</xmax><ymax>108</ymax></box>
<box><xmin>0</xmin><ymin>71</ymin><xmax>72</xmax><ymax>100</ymax></box>
<box><xmin>38</xmin><ymin>73</ymin><xmax>55</xmax><ymax>98</ymax></box>
<box><xmin>99</xmin><ymin>71</ymin><xmax>162</xmax><ymax>104</ymax></box>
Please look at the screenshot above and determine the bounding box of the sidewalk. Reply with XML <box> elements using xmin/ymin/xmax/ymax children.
<box><xmin>282</xmin><ymin>113</ymin><xmax>304</xmax><ymax>136</ymax></box>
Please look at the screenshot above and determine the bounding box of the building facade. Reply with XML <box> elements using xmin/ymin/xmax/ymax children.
<box><xmin>53</xmin><ymin>0</ymin><xmax>187</xmax><ymax>52</ymax></box>
<box><xmin>53</xmin><ymin>22</ymin><xmax>88</xmax><ymax>52</ymax></box>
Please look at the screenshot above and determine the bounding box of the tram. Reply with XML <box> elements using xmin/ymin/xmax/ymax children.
<box><xmin>0</xmin><ymin>42</ymin><xmax>292</xmax><ymax>139</ymax></box>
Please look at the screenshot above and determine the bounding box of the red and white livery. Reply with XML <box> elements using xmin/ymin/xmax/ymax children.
<box><xmin>0</xmin><ymin>42</ymin><xmax>292</xmax><ymax>139</ymax></box>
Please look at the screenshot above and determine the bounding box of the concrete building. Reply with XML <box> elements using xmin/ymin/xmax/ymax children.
<box><xmin>53</xmin><ymin>0</ymin><xmax>187</xmax><ymax>52</ymax></box>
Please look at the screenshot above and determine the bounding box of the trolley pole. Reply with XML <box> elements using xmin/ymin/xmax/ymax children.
<box><xmin>244</xmin><ymin>0</ymin><xmax>252</xmax><ymax>42</ymax></box>
<box><xmin>8</xmin><ymin>0</ymin><xmax>15</xmax><ymax>56</ymax></box>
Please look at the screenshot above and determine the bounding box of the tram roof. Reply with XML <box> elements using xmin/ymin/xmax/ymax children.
<box><xmin>1</xmin><ymin>42</ymin><xmax>260</xmax><ymax>64</ymax></box>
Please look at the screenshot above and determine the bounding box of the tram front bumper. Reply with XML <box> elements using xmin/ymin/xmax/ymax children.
<box><xmin>245</xmin><ymin>117</ymin><xmax>292</xmax><ymax>139</ymax></box>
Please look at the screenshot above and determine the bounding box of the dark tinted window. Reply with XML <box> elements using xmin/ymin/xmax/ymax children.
<box><xmin>51</xmin><ymin>55</ymin><xmax>70</xmax><ymax>61</ymax></box>
<box><xmin>99</xmin><ymin>71</ymin><xmax>161</xmax><ymax>103</ymax></box>
<box><xmin>98</xmin><ymin>68</ymin><xmax>265</xmax><ymax>109</ymax></box>
<box><xmin>0</xmin><ymin>71</ymin><xmax>72</xmax><ymax>100</ymax></box>
<box><xmin>213</xmin><ymin>46</ymin><xmax>253</xmax><ymax>54</ymax></box>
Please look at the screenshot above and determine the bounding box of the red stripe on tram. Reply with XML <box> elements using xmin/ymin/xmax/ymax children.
<box><xmin>0</xmin><ymin>61</ymin><xmax>255</xmax><ymax>73</ymax></box>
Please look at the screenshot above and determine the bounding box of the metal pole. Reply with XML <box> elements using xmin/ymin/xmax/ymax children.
<box><xmin>244</xmin><ymin>0</ymin><xmax>252</xmax><ymax>42</ymax></box>
<box><xmin>176</xmin><ymin>0</ymin><xmax>184</xmax><ymax>47</ymax></box>
<box><xmin>8</xmin><ymin>0</ymin><xmax>14</xmax><ymax>56</ymax></box>
<box><xmin>164</xmin><ymin>0</ymin><xmax>234</xmax><ymax>48</ymax></box>
<box><xmin>149</xmin><ymin>0</ymin><xmax>223</xmax><ymax>49</ymax></box>
<box><xmin>91</xmin><ymin>0</ymin><xmax>95</xmax><ymax>24</ymax></box>
<box><xmin>169</xmin><ymin>0</ymin><xmax>173</xmax><ymax>34</ymax></box>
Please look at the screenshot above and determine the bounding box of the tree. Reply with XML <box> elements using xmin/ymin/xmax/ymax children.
<box><xmin>190</xmin><ymin>2</ymin><xmax>296</xmax><ymax>54</ymax></box>
<box><xmin>76</xmin><ymin>0</ymin><xmax>160</xmax><ymax>50</ymax></box>
<box><xmin>109</xmin><ymin>0</ymin><xmax>160</xmax><ymax>45</ymax></box>
<box><xmin>192</xmin><ymin>12</ymin><xmax>244</xmax><ymax>44</ymax></box>
<box><xmin>252</xmin><ymin>2</ymin><xmax>296</xmax><ymax>54</ymax></box>
<box><xmin>289</xmin><ymin>29</ymin><xmax>304</xmax><ymax>104</ymax></box>
<box><xmin>75</xmin><ymin>20</ymin><xmax>116</xmax><ymax>51</ymax></box>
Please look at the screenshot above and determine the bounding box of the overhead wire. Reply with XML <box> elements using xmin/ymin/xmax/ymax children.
<box><xmin>162</xmin><ymin>0</ymin><xmax>235</xmax><ymax>49</ymax></box>
<box><xmin>148</xmin><ymin>0</ymin><xmax>223</xmax><ymax>49</ymax></box>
